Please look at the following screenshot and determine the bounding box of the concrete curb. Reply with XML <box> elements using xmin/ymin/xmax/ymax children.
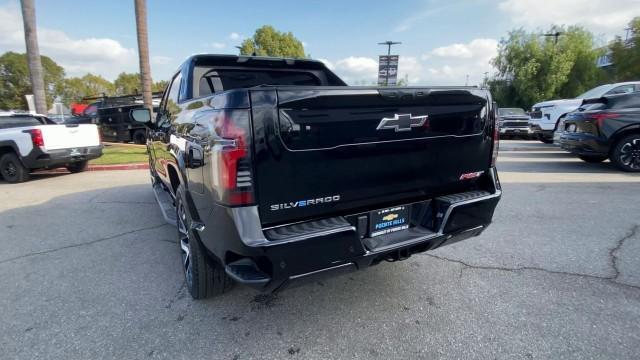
<box><xmin>42</xmin><ymin>163</ymin><xmax>149</xmax><ymax>174</ymax></box>
<box><xmin>88</xmin><ymin>163</ymin><xmax>149</xmax><ymax>171</ymax></box>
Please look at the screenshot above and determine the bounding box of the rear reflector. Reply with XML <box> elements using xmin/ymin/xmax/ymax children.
<box><xmin>459</xmin><ymin>171</ymin><xmax>483</xmax><ymax>180</ymax></box>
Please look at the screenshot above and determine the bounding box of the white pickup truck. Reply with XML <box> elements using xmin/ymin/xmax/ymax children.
<box><xmin>0</xmin><ymin>113</ymin><xmax>102</xmax><ymax>183</ymax></box>
<box><xmin>529</xmin><ymin>82</ymin><xmax>640</xmax><ymax>143</ymax></box>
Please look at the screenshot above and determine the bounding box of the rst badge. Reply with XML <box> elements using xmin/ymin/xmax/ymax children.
<box><xmin>376</xmin><ymin>113</ymin><xmax>428</xmax><ymax>132</ymax></box>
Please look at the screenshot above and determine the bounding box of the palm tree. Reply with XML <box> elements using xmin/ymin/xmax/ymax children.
<box><xmin>20</xmin><ymin>0</ymin><xmax>47</xmax><ymax>114</ymax></box>
<box><xmin>134</xmin><ymin>0</ymin><xmax>153</xmax><ymax>111</ymax></box>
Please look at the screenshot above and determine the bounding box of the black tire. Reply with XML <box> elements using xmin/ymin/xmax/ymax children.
<box><xmin>66</xmin><ymin>160</ymin><xmax>88</xmax><ymax>173</ymax></box>
<box><xmin>578</xmin><ymin>155</ymin><xmax>608</xmax><ymax>163</ymax></box>
<box><xmin>132</xmin><ymin>129</ymin><xmax>146</xmax><ymax>145</ymax></box>
<box><xmin>610</xmin><ymin>133</ymin><xmax>640</xmax><ymax>172</ymax></box>
<box><xmin>537</xmin><ymin>134</ymin><xmax>554</xmax><ymax>144</ymax></box>
<box><xmin>0</xmin><ymin>153</ymin><xmax>30</xmax><ymax>183</ymax></box>
<box><xmin>176</xmin><ymin>187</ymin><xmax>233</xmax><ymax>299</ymax></box>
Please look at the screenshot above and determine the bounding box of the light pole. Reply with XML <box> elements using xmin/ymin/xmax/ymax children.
<box><xmin>378</xmin><ymin>41</ymin><xmax>401</xmax><ymax>86</ymax></box>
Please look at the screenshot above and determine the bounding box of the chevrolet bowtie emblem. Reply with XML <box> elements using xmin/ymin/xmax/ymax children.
<box><xmin>376</xmin><ymin>113</ymin><xmax>428</xmax><ymax>132</ymax></box>
<box><xmin>382</xmin><ymin>213</ymin><xmax>399</xmax><ymax>221</ymax></box>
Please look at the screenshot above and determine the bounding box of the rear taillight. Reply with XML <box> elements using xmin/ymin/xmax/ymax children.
<box><xmin>491</xmin><ymin>105</ymin><xmax>499</xmax><ymax>167</ymax></box>
<box><xmin>25</xmin><ymin>129</ymin><xmax>45</xmax><ymax>147</ymax></box>
<box><xmin>211</xmin><ymin>109</ymin><xmax>254</xmax><ymax>206</ymax></box>
<box><xmin>586</xmin><ymin>112</ymin><xmax>619</xmax><ymax>128</ymax></box>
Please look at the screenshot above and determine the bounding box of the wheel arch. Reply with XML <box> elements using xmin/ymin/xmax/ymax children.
<box><xmin>0</xmin><ymin>141</ymin><xmax>26</xmax><ymax>167</ymax></box>
<box><xmin>609</xmin><ymin>125</ymin><xmax>640</xmax><ymax>155</ymax></box>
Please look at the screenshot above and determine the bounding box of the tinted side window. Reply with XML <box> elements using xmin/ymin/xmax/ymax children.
<box><xmin>610</xmin><ymin>93</ymin><xmax>640</xmax><ymax>110</ymax></box>
<box><xmin>0</xmin><ymin>116</ymin><xmax>42</xmax><ymax>129</ymax></box>
<box><xmin>162</xmin><ymin>73</ymin><xmax>183</xmax><ymax>124</ymax></box>
<box><xmin>606</xmin><ymin>85</ymin><xmax>636</xmax><ymax>95</ymax></box>
<box><xmin>166</xmin><ymin>73</ymin><xmax>182</xmax><ymax>105</ymax></box>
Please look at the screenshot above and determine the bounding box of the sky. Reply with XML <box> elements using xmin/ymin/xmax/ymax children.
<box><xmin>0</xmin><ymin>0</ymin><xmax>638</xmax><ymax>86</ymax></box>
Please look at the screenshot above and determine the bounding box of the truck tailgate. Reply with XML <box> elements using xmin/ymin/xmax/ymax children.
<box><xmin>39</xmin><ymin>124</ymin><xmax>101</xmax><ymax>151</ymax></box>
<box><xmin>251</xmin><ymin>87</ymin><xmax>493</xmax><ymax>226</ymax></box>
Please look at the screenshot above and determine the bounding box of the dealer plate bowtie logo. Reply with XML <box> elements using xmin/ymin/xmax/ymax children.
<box><xmin>376</xmin><ymin>113</ymin><xmax>428</xmax><ymax>132</ymax></box>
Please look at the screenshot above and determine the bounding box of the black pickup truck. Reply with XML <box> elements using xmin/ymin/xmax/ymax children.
<box><xmin>131</xmin><ymin>54</ymin><xmax>501</xmax><ymax>299</ymax></box>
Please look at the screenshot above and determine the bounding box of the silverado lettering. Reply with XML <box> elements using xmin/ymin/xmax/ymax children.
<box><xmin>270</xmin><ymin>195</ymin><xmax>341</xmax><ymax>211</ymax></box>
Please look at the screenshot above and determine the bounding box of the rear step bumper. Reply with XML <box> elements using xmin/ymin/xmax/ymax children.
<box><xmin>210</xmin><ymin>169</ymin><xmax>501</xmax><ymax>292</ymax></box>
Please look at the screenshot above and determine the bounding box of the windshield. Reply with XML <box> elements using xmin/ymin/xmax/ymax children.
<box><xmin>577</xmin><ymin>85</ymin><xmax>614</xmax><ymax>99</ymax></box>
<box><xmin>498</xmin><ymin>108</ymin><xmax>526</xmax><ymax>116</ymax></box>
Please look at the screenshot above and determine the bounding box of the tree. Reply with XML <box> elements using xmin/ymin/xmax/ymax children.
<box><xmin>152</xmin><ymin>80</ymin><xmax>169</xmax><ymax>92</ymax></box>
<box><xmin>491</xmin><ymin>26</ymin><xmax>601</xmax><ymax>108</ymax></box>
<box><xmin>0</xmin><ymin>52</ymin><xmax>64</xmax><ymax>110</ymax></box>
<box><xmin>609</xmin><ymin>17</ymin><xmax>640</xmax><ymax>81</ymax></box>
<box><xmin>134</xmin><ymin>0</ymin><xmax>153</xmax><ymax>111</ymax></box>
<box><xmin>20</xmin><ymin>0</ymin><xmax>47</xmax><ymax>114</ymax></box>
<box><xmin>240</xmin><ymin>25</ymin><xmax>306</xmax><ymax>58</ymax></box>
<box><xmin>59</xmin><ymin>74</ymin><xmax>114</xmax><ymax>104</ymax></box>
<box><xmin>114</xmin><ymin>72</ymin><xmax>141</xmax><ymax>95</ymax></box>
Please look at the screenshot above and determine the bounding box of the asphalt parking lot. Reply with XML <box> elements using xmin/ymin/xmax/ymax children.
<box><xmin>1</xmin><ymin>141</ymin><xmax>639</xmax><ymax>360</ymax></box>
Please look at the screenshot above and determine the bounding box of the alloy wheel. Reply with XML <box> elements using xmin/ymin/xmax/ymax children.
<box><xmin>5</xmin><ymin>161</ymin><xmax>17</xmax><ymax>178</ymax></box>
<box><xmin>619</xmin><ymin>138</ymin><xmax>640</xmax><ymax>170</ymax></box>
<box><xmin>177</xmin><ymin>201</ymin><xmax>193</xmax><ymax>288</ymax></box>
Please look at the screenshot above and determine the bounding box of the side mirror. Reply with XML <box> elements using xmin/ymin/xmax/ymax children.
<box><xmin>130</xmin><ymin>108</ymin><xmax>152</xmax><ymax>124</ymax></box>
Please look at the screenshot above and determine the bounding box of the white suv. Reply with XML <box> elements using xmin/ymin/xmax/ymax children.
<box><xmin>529</xmin><ymin>82</ymin><xmax>640</xmax><ymax>143</ymax></box>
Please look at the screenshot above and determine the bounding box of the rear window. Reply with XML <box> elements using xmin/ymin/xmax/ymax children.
<box><xmin>0</xmin><ymin>116</ymin><xmax>44</xmax><ymax>129</ymax></box>
<box><xmin>199</xmin><ymin>69</ymin><xmax>322</xmax><ymax>96</ymax></box>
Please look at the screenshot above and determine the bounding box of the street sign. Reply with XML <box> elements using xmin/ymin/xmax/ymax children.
<box><xmin>378</xmin><ymin>55</ymin><xmax>399</xmax><ymax>86</ymax></box>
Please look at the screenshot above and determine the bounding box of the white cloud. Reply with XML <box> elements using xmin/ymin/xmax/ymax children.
<box><xmin>429</xmin><ymin>38</ymin><xmax>498</xmax><ymax>61</ymax></box>
<box><xmin>325</xmin><ymin>37</ymin><xmax>498</xmax><ymax>86</ymax></box>
<box><xmin>0</xmin><ymin>2</ymin><xmax>138</xmax><ymax>80</ymax></box>
<box><xmin>498</xmin><ymin>0</ymin><xmax>640</xmax><ymax>38</ymax></box>
<box><xmin>420</xmin><ymin>38</ymin><xmax>498</xmax><ymax>85</ymax></box>
<box><xmin>209</xmin><ymin>42</ymin><xmax>226</xmax><ymax>49</ymax></box>
<box><xmin>333</xmin><ymin>56</ymin><xmax>379</xmax><ymax>84</ymax></box>
<box><xmin>229</xmin><ymin>32</ymin><xmax>244</xmax><ymax>41</ymax></box>
<box><xmin>317</xmin><ymin>58</ymin><xmax>334</xmax><ymax>70</ymax></box>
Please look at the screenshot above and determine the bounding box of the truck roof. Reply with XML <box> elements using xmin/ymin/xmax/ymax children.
<box><xmin>180</xmin><ymin>54</ymin><xmax>332</xmax><ymax>72</ymax></box>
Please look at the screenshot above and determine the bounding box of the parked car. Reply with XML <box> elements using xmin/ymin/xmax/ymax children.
<box><xmin>559</xmin><ymin>91</ymin><xmax>640</xmax><ymax>172</ymax></box>
<box><xmin>130</xmin><ymin>54</ymin><xmax>502</xmax><ymax>299</ymax></box>
<box><xmin>0</xmin><ymin>113</ymin><xmax>102</xmax><ymax>182</ymax></box>
<box><xmin>66</xmin><ymin>94</ymin><xmax>161</xmax><ymax>144</ymax></box>
<box><xmin>497</xmin><ymin>108</ymin><xmax>531</xmax><ymax>138</ymax></box>
<box><xmin>529</xmin><ymin>81</ymin><xmax>640</xmax><ymax>144</ymax></box>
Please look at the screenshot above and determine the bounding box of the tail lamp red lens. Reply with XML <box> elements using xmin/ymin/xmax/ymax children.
<box><xmin>586</xmin><ymin>112</ymin><xmax>619</xmax><ymax>128</ymax></box>
<box><xmin>211</xmin><ymin>109</ymin><xmax>254</xmax><ymax>206</ymax></box>
<box><xmin>26</xmin><ymin>129</ymin><xmax>45</xmax><ymax>147</ymax></box>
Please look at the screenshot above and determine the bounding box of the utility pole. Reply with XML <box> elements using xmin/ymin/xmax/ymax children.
<box><xmin>20</xmin><ymin>0</ymin><xmax>47</xmax><ymax>114</ymax></box>
<box><xmin>378</xmin><ymin>41</ymin><xmax>401</xmax><ymax>86</ymax></box>
<box><xmin>465</xmin><ymin>74</ymin><xmax>469</xmax><ymax>86</ymax></box>
<box><xmin>134</xmin><ymin>0</ymin><xmax>153</xmax><ymax>112</ymax></box>
<box><xmin>543</xmin><ymin>31</ymin><xmax>564</xmax><ymax>45</ymax></box>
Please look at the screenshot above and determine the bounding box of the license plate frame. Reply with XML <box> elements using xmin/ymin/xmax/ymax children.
<box><xmin>369</xmin><ymin>205</ymin><xmax>410</xmax><ymax>237</ymax></box>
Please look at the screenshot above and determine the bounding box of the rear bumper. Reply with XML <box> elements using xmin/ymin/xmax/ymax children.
<box><xmin>22</xmin><ymin>145</ymin><xmax>103</xmax><ymax>169</ymax></box>
<box><xmin>199</xmin><ymin>168</ymin><xmax>501</xmax><ymax>293</ymax></box>
<box><xmin>528</xmin><ymin>123</ymin><xmax>553</xmax><ymax>136</ymax></box>
<box><xmin>559</xmin><ymin>133</ymin><xmax>608</xmax><ymax>156</ymax></box>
